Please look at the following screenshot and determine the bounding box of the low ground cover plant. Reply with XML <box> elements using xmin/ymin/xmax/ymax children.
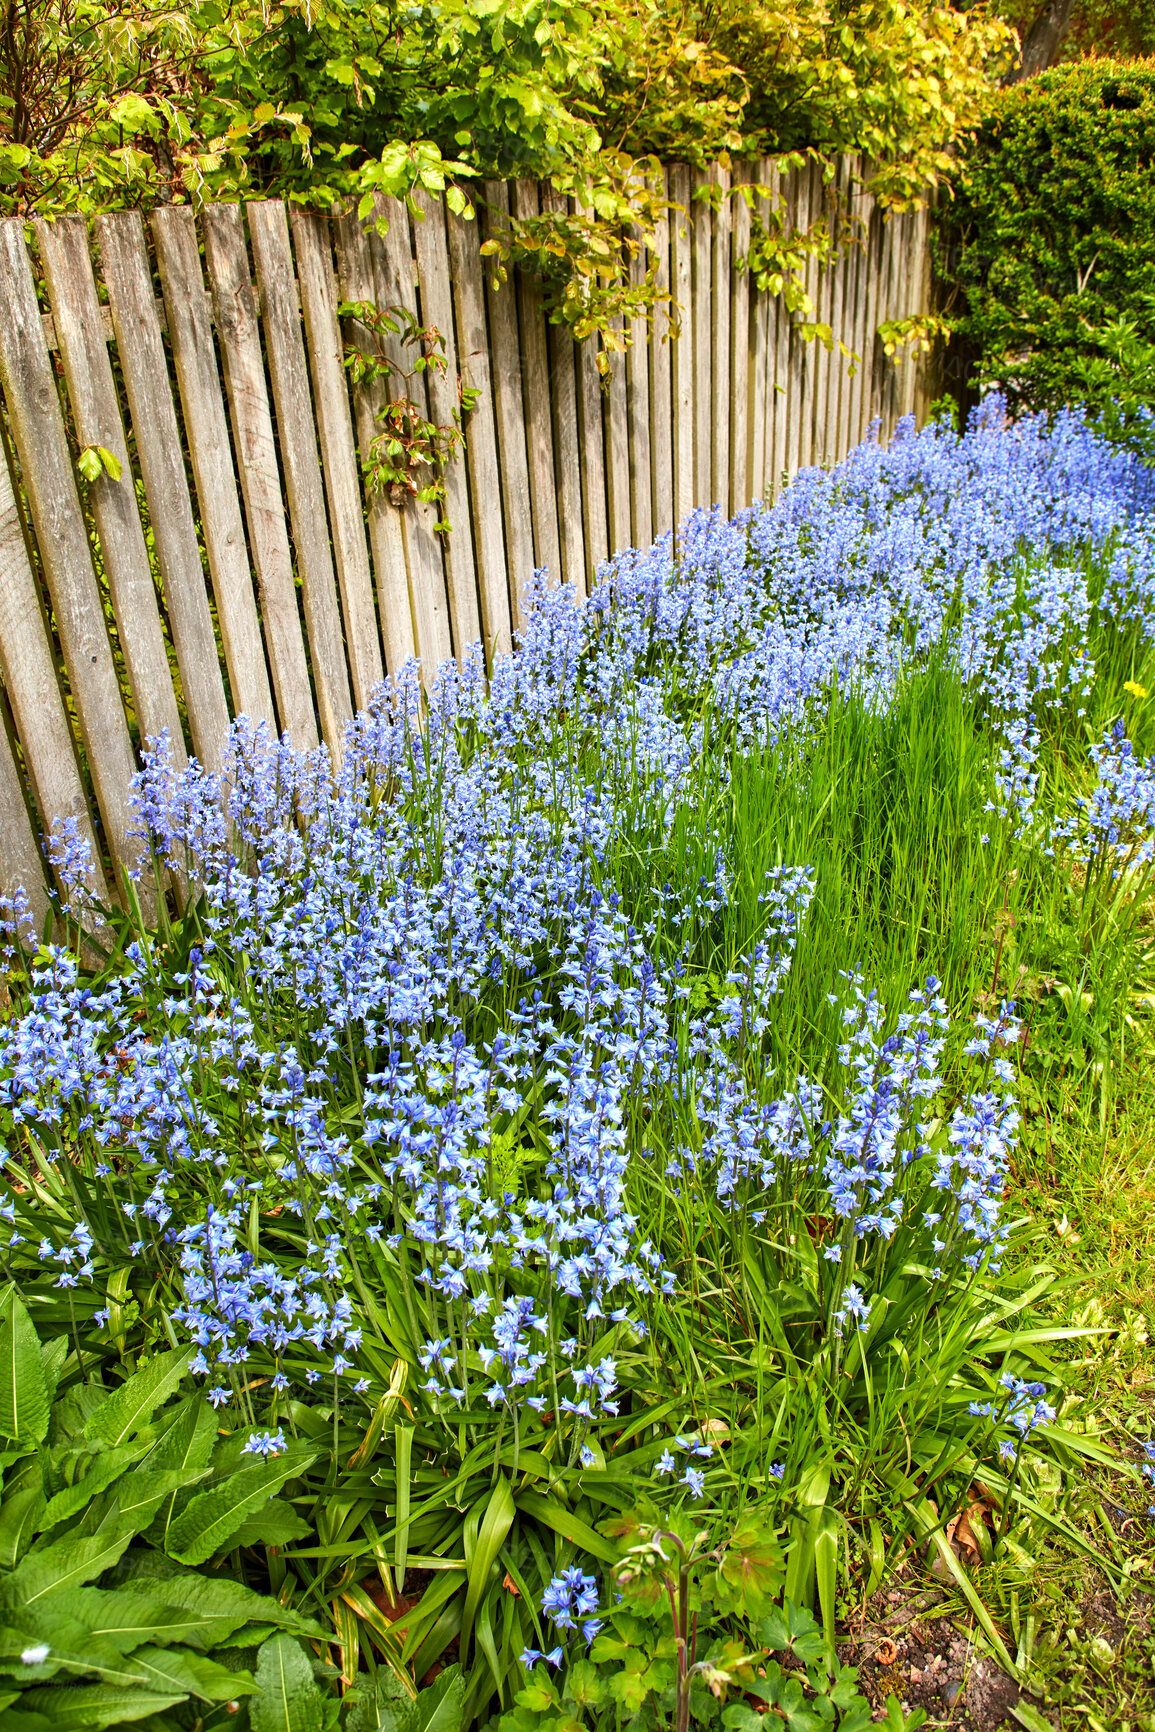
<box><xmin>2</xmin><ymin>401</ymin><xmax>1155</xmax><ymax>1728</ymax></box>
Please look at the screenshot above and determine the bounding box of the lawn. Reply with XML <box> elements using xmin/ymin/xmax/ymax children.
<box><xmin>2</xmin><ymin>398</ymin><xmax>1155</xmax><ymax>1732</ymax></box>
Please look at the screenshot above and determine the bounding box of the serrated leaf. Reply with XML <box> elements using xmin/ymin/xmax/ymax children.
<box><xmin>65</xmin><ymin>1584</ymin><xmax>238</xmax><ymax>1652</ymax></box>
<box><xmin>118</xmin><ymin>1560</ymin><xmax>328</xmax><ymax>1642</ymax></box>
<box><xmin>131</xmin><ymin>1642</ymin><xmax>259</xmax><ymax>1700</ymax></box>
<box><xmin>165</xmin><ymin>1451</ymin><xmax>314</xmax><ymax>1565</ymax></box>
<box><xmin>413</xmin><ymin>1663</ymin><xmax>465</xmax><ymax>1732</ymax></box>
<box><xmin>0</xmin><ymin>1287</ymin><xmax>48</xmax><ymax>1447</ymax></box>
<box><xmin>0</xmin><ymin>1482</ymin><xmax>46</xmax><ymax>1568</ymax></box>
<box><xmin>17</xmin><ymin>1683</ymin><xmax>185</xmax><ymax>1726</ymax></box>
<box><xmin>230</xmin><ymin>1497</ymin><xmax>312</xmax><ymax>1549</ymax></box>
<box><xmin>37</xmin><ymin>1444</ymin><xmax>146</xmax><ymax>1533</ymax></box>
<box><xmin>12</xmin><ymin>1529</ymin><xmax>134</xmax><ymax>1603</ymax></box>
<box><xmin>250</xmin><ymin>1631</ymin><xmax>324</xmax><ymax>1732</ymax></box>
<box><xmin>84</xmin><ymin>1349</ymin><xmax>191</xmax><ymax>1449</ymax></box>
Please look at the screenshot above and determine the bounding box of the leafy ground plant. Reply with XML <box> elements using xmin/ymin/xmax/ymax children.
<box><xmin>3</xmin><ymin>401</ymin><xmax>1155</xmax><ymax>1728</ymax></box>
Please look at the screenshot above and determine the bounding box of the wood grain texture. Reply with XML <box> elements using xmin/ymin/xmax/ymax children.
<box><xmin>0</xmin><ymin>217</ymin><xmax>143</xmax><ymax>892</ymax></box>
<box><xmin>151</xmin><ymin>207</ymin><xmax>274</xmax><ymax>730</ymax></box>
<box><xmin>247</xmin><ymin>199</ymin><xmax>352</xmax><ymax>753</ymax></box>
<box><xmin>728</xmin><ymin>163</ymin><xmax>751</xmax><ymax>510</ymax></box>
<box><xmin>841</xmin><ymin>160</ymin><xmax>865</xmax><ymax>453</ymax></box>
<box><xmin>511</xmin><ymin>180</ymin><xmax>562</xmax><ymax>585</ymax></box>
<box><xmin>626</xmin><ymin>234</ymin><xmax>652</xmax><ymax>550</ymax></box>
<box><xmin>35</xmin><ymin>214</ymin><xmax>186</xmax><ymax>765</ymax></box>
<box><xmin>574</xmin><ymin>322</ymin><xmax>609</xmax><ymax>588</ymax></box>
<box><xmin>96</xmin><ymin>209</ymin><xmax>232</xmax><ymax>770</ymax></box>
<box><xmin>668</xmin><ymin>164</ymin><xmax>694</xmax><ymax>529</ymax></box>
<box><xmin>331</xmin><ymin>206</ymin><xmax>416</xmax><ymax>684</ymax></box>
<box><xmin>650</xmin><ymin>172</ymin><xmax>674</xmax><ymax>542</ymax></box>
<box><xmin>446</xmin><ymin>202</ymin><xmax>512</xmax><ymax>660</ymax></box>
<box><xmin>371</xmin><ymin>196</ymin><xmax>453</xmax><ymax>677</ymax></box>
<box><xmin>412</xmin><ymin>190</ymin><xmax>483</xmax><ymax>647</ymax></box>
<box><xmin>0</xmin><ymin>697</ymin><xmax>49</xmax><ymax>926</ymax></box>
<box><xmin>538</xmin><ymin>188</ymin><xmax>586</xmax><ymax>596</ymax></box>
<box><xmin>291</xmin><ymin>208</ymin><xmax>385</xmax><ymax>706</ymax></box>
<box><xmin>787</xmin><ymin>164</ymin><xmax>818</xmax><ymax>476</ymax></box>
<box><xmin>691</xmin><ymin>168</ymin><xmax>712</xmax><ymax>510</ymax></box>
<box><xmin>767</xmin><ymin>164</ymin><xmax>795</xmax><ymax>498</ymax></box>
<box><xmin>821</xmin><ymin>156</ymin><xmax>851</xmax><ymax>465</ymax></box>
<box><xmin>809</xmin><ymin>166</ymin><xmax>835</xmax><ymax>468</ymax></box>
<box><xmin>748</xmin><ymin>159</ymin><xmax>772</xmax><ymax>505</ymax></box>
<box><xmin>710</xmin><ymin>162</ymin><xmax>731</xmax><ymax>511</ymax></box>
<box><xmin>603</xmin><ymin>316</ymin><xmax>630</xmax><ymax>556</ymax></box>
<box><xmin>0</xmin><ymin>417</ymin><xmax>101</xmax><ymax>897</ymax></box>
<box><xmin>201</xmin><ymin>204</ymin><xmax>317</xmax><ymax>749</ymax></box>
<box><xmin>481</xmin><ymin>181</ymin><xmax>535</xmax><ymax>631</ymax></box>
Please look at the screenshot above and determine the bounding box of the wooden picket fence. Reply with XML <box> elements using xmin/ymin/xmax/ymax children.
<box><xmin>0</xmin><ymin>155</ymin><xmax>932</xmax><ymax>923</ymax></box>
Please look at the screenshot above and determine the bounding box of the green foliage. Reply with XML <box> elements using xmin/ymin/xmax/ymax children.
<box><xmin>0</xmin><ymin>1288</ymin><xmax>328</xmax><ymax>1730</ymax></box>
<box><xmin>939</xmin><ymin>60</ymin><xmax>1155</xmax><ymax>435</ymax></box>
<box><xmin>0</xmin><ymin>0</ymin><xmax>1012</xmax><ymax>344</ymax></box>
<box><xmin>338</xmin><ymin>300</ymin><xmax>479</xmax><ymax>526</ymax></box>
<box><xmin>503</xmin><ymin>1517</ymin><xmax>925</xmax><ymax>1732</ymax></box>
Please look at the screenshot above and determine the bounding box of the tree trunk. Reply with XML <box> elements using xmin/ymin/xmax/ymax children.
<box><xmin>1005</xmin><ymin>0</ymin><xmax>1076</xmax><ymax>83</ymax></box>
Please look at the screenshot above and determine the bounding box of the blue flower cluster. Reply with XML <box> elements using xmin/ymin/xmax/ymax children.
<box><xmin>1</xmin><ymin>398</ymin><xmax>1151</xmax><ymax>1471</ymax></box>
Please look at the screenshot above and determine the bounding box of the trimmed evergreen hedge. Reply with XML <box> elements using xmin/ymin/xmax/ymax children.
<box><xmin>940</xmin><ymin>60</ymin><xmax>1155</xmax><ymax>423</ymax></box>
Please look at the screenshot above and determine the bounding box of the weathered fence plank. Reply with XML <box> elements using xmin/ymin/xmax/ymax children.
<box><xmin>446</xmin><ymin>204</ymin><xmax>513</xmax><ymax>660</ymax></box>
<box><xmin>650</xmin><ymin>173</ymin><xmax>674</xmax><ymax>542</ymax></box>
<box><xmin>96</xmin><ymin>210</ymin><xmax>233</xmax><ymax>770</ymax></box>
<box><xmin>574</xmin><ymin>321</ymin><xmax>609</xmax><ymax>589</ymax></box>
<box><xmin>413</xmin><ymin>190</ymin><xmax>483</xmax><ymax>648</ymax></box>
<box><xmin>152</xmin><ymin>207</ymin><xmax>275</xmax><ymax>732</ymax></box>
<box><xmin>669</xmin><ymin>165</ymin><xmax>695</xmax><ymax>529</ymax></box>
<box><xmin>0</xmin><ymin>423</ymin><xmax>101</xmax><ymax>897</ymax></box>
<box><xmin>729</xmin><ymin>165</ymin><xmax>751</xmax><ymax>511</ymax></box>
<box><xmin>538</xmin><ymin>188</ymin><xmax>586</xmax><ymax>599</ymax></box>
<box><xmin>511</xmin><ymin>181</ymin><xmax>563</xmax><ymax>585</ymax></box>
<box><xmin>0</xmin><ymin>699</ymin><xmax>48</xmax><ymax>926</ymax></box>
<box><xmin>604</xmin><ymin>316</ymin><xmax>631</xmax><ymax>558</ymax></box>
<box><xmin>201</xmin><ymin>204</ymin><xmax>318</xmax><ymax>750</ymax></box>
<box><xmin>626</xmin><ymin>235</ymin><xmax>653</xmax><ymax>550</ymax></box>
<box><xmin>710</xmin><ymin>162</ymin><xmax>731</xmax><ymax>510</ymax></box>
<box><xmin>482</xmin><ymin>182</ymin><xmax>536</xmax><ymax>630</ymax></box>
<box><xmin>246</xmin><ymin>200</ymin><xmax>352</xmax><ymax>752</ymax></box>
<box><xmin>36</xmin><ymin>214</ymin><xmax>187</xmax><ymax>766</ymax></box>
<box><xmin>691</xmin><ymin>168</ymin><xmax>712</xmax><ymax>510</ymax></box>
<box><xmin>0</xmin><ymin>218</ymin><xmax>146</xmax><ymax>893</ymax></box>
<box><xmin>291</xmin><ymin>208</ymin><xmax>387</xmax><ymax>704</ymax></box>
<box><xmin>370</xmin><ymin>197</ymin><xmax>453</xmax><ymax>675</ymax></box>
<box><xmin>331</xmin><ymin>207</ymin><xmax>420</xmax><ymax>685</ymax></box>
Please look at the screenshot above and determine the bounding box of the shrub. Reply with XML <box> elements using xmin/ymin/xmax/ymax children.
<box><xmin>938</xmin><ymin>60</ymin><xmax>1155</xmax><ymax>443</ymax></box>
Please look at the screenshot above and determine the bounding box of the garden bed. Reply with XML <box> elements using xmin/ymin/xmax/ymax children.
<box><xmin>2</xmin><ymin>400</ymin><xmax>1155</xmax><ymax>1731</ymax></box>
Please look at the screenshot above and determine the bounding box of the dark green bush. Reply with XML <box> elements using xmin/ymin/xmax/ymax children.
<box><xmin>939</xmin><ymin>60</ymin><xmax>1155</xmax><ymax>443</ymax></box>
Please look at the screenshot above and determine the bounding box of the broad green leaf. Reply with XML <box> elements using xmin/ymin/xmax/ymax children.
<box><xmin>17</xmin><ymin>1683</ymin><xmax>185</xmax><ymax>1726</ymax></box>
<box><xmin>250</xmin><ymin>1632</ymin><xmax>324</xmax><ymax>1732</ymax></box>
<box><xmin>37</xmin><ymin>1444</ymin><xmax>146</xmax><ymax>1533</ymax></box>
<box><xmin>117</xmin><ymin>1559</ymin><xmax>328</xmax><ymax>1641</ymax></box>
<box><xmin>12</xmin><ymin>1529</ymin><xmax>134</xmax><ymax>1603</ymax></box>
<box><xmin>0</xmin><ymin>1482</ymin><xmax>46</xmax><ymax>1569</ymax></box>
<box><xmin>165</xmin><ymin>1451</ymin><xmax>315</xmax><ymax>1565</ymax></box>
<box><xmin>84</xmin><ymin>1349</ymin><xmax>191</xmax><ymax>1449</ymax></box>
<box><xmin>131</xmin><ymin>1642</ymin><xmax>258</xmax><ymax>1701</ymax></box>
<box><xmin>65</xmin><ymin>1584</ymin><xmax>241</xmax><ymax>1652</ymax></box>
<box><xmin>0</xmin><ymin>1608</ymin><xmax>147</xmax><ymax>1686</ymax></box>
<box><xmin>230</xmin><ymin>1498</ymin><xmax>312</xmax><ymax>1549</ymax></box>
<box><xmin>111</xmin><ymin>1466</ymin><xmax>210</xmax><ymax>1533</ymax></box>
<box><xmin>0</xmin><ymin>1288</ymin><xmax>48</xmax><ymax>1448</ymax></box>
<box><xmin>140</xmin><ymin>1393</ymin><xmax>216</xmax><ymax>1477</ymax></box>
<box><xmin>413</xmin><ymin>1662</ymin><xmax>465</xmax><ymax>1732</ymax></box>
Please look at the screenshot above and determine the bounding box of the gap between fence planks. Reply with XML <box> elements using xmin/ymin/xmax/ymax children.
<box><xmin>0</xmin><ymin>160</ymin><xmax>935</xmax><ymax>912</ymax></box>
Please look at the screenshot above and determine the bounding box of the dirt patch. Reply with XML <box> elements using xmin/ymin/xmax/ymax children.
<box><xmin>839</xmin><ymin>1590</ymin><xmax>1026</xmax><ymax>1730</ymax></box>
